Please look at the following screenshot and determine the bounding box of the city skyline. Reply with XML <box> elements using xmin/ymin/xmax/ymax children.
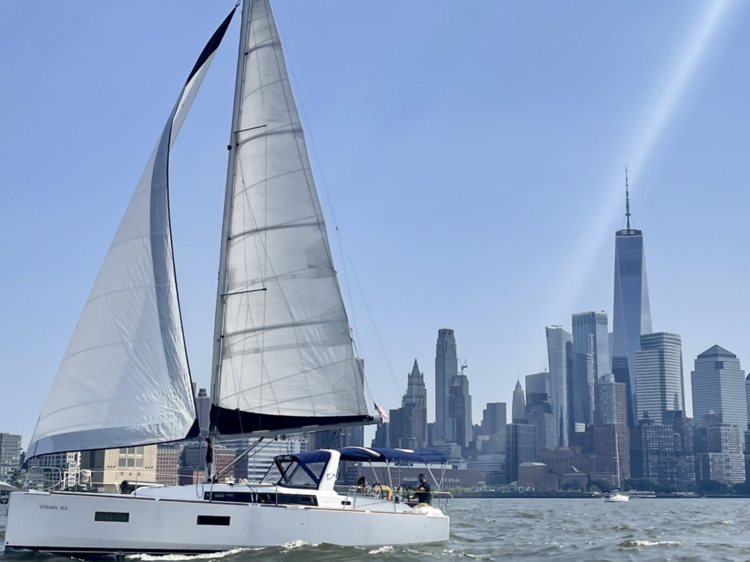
<box><xmin>3</xmin><ymin>1</ymin><xmax>750</xmax><ymax>443</ymax></box>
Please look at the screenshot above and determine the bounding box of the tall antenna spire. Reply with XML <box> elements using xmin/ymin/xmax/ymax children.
<box><xmin>625</xmin><ymin>167</ymin><xmax>631</xmax><ymax>232</ymax></box>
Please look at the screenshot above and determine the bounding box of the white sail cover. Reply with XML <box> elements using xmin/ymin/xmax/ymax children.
<box><xmin>210</xmin><ymin>0</ymin><xmax>370</xmax><ymax>435</ymax></box>
<box><xmin>27</xmin><ymin>11</ymin><xmax>236</xmax><ymax>459</ymax></box>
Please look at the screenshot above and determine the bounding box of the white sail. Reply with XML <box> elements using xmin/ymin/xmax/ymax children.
<box><xmin>27</xmin><ymin>12</ymin><xmax>237</xmax><ymax>459</ymax></box>
<box><xmin>210</xmin><ymin>0</ymin><xmax>370</xmax><ymax>435</ymax></box>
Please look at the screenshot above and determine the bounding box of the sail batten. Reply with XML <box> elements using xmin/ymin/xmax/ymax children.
<box><xmin>27</xmin><ymin>9</ymin><xmax>237</xmax><ymax>460</ymax></box>
<box><xmin>210</xmin><ymin>0</ymin><xmax>371</xmax><ymax>436</ymax></box>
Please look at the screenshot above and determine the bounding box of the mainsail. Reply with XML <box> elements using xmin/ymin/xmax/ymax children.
<box><xmin>27</xmin><ymin>10</ymin><xmax>237</xmax><ymax>459</ymax></box>
<box><xmin>210</xmin><ymin>0</ymin><xmax>372</xmax><ymax>435</ymax></box>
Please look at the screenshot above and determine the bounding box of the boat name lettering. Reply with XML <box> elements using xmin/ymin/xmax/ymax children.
<box><xmin>39</xmin><ymin>504</ymin><xmax>67</xmax><ymax>511</ymax></box>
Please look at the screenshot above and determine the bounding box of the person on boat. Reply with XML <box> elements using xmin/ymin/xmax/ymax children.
<box><xmin>412</xmin><ymin>474</ymin><xmax>432</xmax><ymax>504</ymax></box>
<box><xmin>357</xmin><ymin>476</ymin><xmax>367</xmax><ymax>493</ymax></box>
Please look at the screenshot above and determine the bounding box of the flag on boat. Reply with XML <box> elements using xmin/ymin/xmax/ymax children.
<box><xmin>374</xmin><ymin>402</ymin><xmax>390</xmax><ymax>422</ymax></box>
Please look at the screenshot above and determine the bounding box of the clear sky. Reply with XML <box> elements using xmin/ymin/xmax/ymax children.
<box><xmin>1</xmin><ymin>1</ymin><xmax>749</xmax><ymax>447</ymax></box>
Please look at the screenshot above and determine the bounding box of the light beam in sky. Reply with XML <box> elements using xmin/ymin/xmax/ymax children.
<box><xmin>552</xmin><ymin>0</ymin><xmax>735</xmax><ymax>320</ymax></box>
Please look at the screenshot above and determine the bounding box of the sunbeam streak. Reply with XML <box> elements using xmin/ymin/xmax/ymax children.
<box><xmin>552</xmin><ymin>0</ymin><xmax>735</xmax><ymax>320</ymax></box>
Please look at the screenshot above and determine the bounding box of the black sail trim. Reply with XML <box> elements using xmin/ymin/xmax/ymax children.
<box><xmin>187</xmin><ymin>8</ymin><xmax>237</xmax><ymax>84</ymax></box>
<box><xmin>150</xmin><ymin>6</ymin><xmax>238</xmax><ymax>444</ymax></box>
<box><xmin>210</xmin><ymin>404</ymin><xmax>373</xmax><ymax>435</ymax></box>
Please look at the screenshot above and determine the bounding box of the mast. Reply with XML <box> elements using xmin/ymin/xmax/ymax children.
<box><xmin>209</xmin><ymin>0</ymin><xmax>252</xmax><ymax>421</ymax></box>
<box><xmin>614</xmin><ymin>431</ymin><xmax>621</xmax><ymax>489</ymax></box>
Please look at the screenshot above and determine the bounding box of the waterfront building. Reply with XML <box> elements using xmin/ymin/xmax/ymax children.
<box><xmin>505</xmin><ymin>423</ymin><xmax>536</xmax><ymax>483</ymax></box>
<box><xmin>663</xmin><ymin>410</ymin><xmax>696</xmax><ymax>486</ymax></box>
<box><xmin>691</xmin><ymin>345</ymin><xmax>747</xmax><ymax>429</ymax></box>
<box><xmin>467</xmin><ymin>454</ymin><xmax>506</xmax><ymax>486</ymax></box>
<box><xmin>546</xmin><ymin>326</ymin><xmax>573</xmax><ymax>447</ymax></box>
<box><xmin>80</xmin><ymin>445</ymin><xmax>157</xmax><ymax>493</ymax></box>
<box><xmin>694</xmin><ymin>421</ymin><xmax>745</xmax><ymax>485</ymax></box>
<box><xmin>156</xmin><ymin>444</ymin><xmax>181</xmax><ymax>486</ymax></box>
<box><xmin>512</xmin><ymin>380</ymin><xmax>526</xmax><ymax>423</ymax></box>
<box><xmin>611</xmin><ymin>178</ymin><xmax>652</xmax><ymax>425</ymax></box>
<box><xmin>630</xmin><ymin>416</ymin><xmax>678</xmax><ymax>483</ymax></box>
<box><xmin>0</xmin><ymin>433</ymin><xmax>22</xmax><ymax>483</ymax></box>
<box><xmin>435</xmin><ymin>328</ymin><xmax>458</xmax><ymax>443</ymax></box>
<box><xmin>635</xmin><ymin>332</ymin><xmax>684</xmax><ymax>425</ymax></box>
<box><xmin>537</xmin><ymin>446</ymin><xmax>596</xmax><ymax>477</ymax></box>
<box><xmin>518</xmin><ymin>462</ymin><xmax>558</xmax><ymax>491</ymax></box>
<box><xmin>572</xmin><ymin>311</ymin><xmax>610</xmax><ymax>380</ymax></box>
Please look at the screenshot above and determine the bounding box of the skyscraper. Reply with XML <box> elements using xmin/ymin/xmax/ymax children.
<box><xmin>512</xmin><ymin>380</ymin><xmax>526</xmax><ymax>423</ymax></box>
<box><xmin>479</xmin><ymin>402</ymin><xmax>507</xmax><ymax>453</ymax></box>
<box><xmin>435</xmin><ymin>329</ymin><xmax>458</xmax><ymax>443</ymax></box>
<box><xmin>546</xmin><ymin>326</ymin><xmax>573</xmax><ymax>446</ymax></box>
<box><xmin>570</xmin><ymin>351</ymin><xmax>595</xmax><ymax>428</ymax></box>
<box><xmin>389</xmin><ymin>360</ymin><xmax>428</xmax><ymax>448</ymax></box>
<box><xmin>525</xmin><ymin>372</ymin><xmax>551</xmax><ymax>402</ymax></box>
<box><xmin>447</xmin><ymin>374</ymin><xmax>472</xmax><ymax>450</ymax></box>
<box><xmin>525</xmin><ymin>393</ymin><xmax>556</xmax><ymax>455</ymax></box>
<box><xmin>691</xmin><ymin>346</ymin><xmax>747</xmax><ymax>429</ymax></box>
<box><xmin>635</xmin><ymin>332</ymin><xmax>684</xmax><ymax>425</ymax></box>
<box><xmin>403</xmin><ymin>359</ymin><xmax>428</xmax><ymax>411</ymax></box>
<box><xmin>572</xmin><ymin>311</ymin><xmax>610</xmax><ymax>379</ymax></box>
<box><xmin>611</xmin><ymin>176</ymin><xmax>652</xmax><ymax>425</ymax></box>
<box><xmin>195</xmin><ymin>388</ymin><xmax>211</xmax><ymax>435</ymax></box>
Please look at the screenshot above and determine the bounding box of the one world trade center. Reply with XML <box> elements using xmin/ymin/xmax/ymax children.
<box><xmin>611</xmin><ymin>173</ymin><xmax>652</xmax><ymax>426</ymax></box>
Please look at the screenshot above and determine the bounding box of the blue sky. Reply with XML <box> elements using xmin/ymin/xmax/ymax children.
<box><xmin>1</xmin><ymin>1</ymin><xmax>749</xmax><ymax>446</ymax></box>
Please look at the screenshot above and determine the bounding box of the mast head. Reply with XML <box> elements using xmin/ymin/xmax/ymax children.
<box><xmin>625</xmin><ymin>168</ymin><xmax>631</xmax><ymax>232</ymax></box>
<box><xmin>616</xmin><ymin>167</ymin><xmax>641</xmax><ymax>236</ymax></box>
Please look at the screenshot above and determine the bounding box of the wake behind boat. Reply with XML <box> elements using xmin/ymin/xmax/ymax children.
<box><xmin>4</xmin><ymin>0</ymin><xmax>449</xmax><ymax>553</ymax></box>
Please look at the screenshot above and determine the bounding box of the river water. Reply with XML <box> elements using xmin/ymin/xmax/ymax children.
<box><xmin>2</xmin><ymin>498</ymin><xmax>750</xmax><ymax>561</ymax></box>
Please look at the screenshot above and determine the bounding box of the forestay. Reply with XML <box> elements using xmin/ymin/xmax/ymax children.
<box><xmin>210</xmin><ymin>0</ymin><xmax>370</xmax><ymax>435</ymax></box>
<box><xmin>27</xmin><ymin>10</ymin><xmax>237</xmax><ymax>459</ymax></box>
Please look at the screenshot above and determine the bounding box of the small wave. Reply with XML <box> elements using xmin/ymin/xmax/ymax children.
<box><xmin>619</xmin><ymin>540</ymin><xmax>679</xmax><ymax>549</ymax></box>
<box><xmin>280</xmin><ymin>540</ymin><xmax>318</xmax><ymax>550</ymax></box>
<box><xmin>127</xmin><ymin>548</ymin><xmax>255</xmax><ymax>561</ymax></box>
<box><xmin>613</xmin><ymin>524</ymin><xmax>635</xmax><ymax>531</ymax></box>
<box><xmin>368</xmin><ymin>546</ymin><xmax>393</xmax><ymax>554</ymax></box>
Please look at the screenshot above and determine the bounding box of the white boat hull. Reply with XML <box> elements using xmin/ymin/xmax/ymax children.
<box><xmin>4</xmin><ymin>489</ymin><xmax>449</xmax><ymax>554</ymax></box>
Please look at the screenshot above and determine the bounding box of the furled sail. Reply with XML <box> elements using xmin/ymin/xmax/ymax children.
<box><xmin>210</xmin><ymin>0</ymin><xmax>372</xmax><ymax>435</ymax></box>
<box><xmin>27</xmin><ymin>10</ymin><xmax>237</xmax><ymax>459</ymax></box>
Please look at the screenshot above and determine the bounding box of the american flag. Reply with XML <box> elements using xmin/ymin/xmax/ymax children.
<box><xmin>374</xmin><ymin>402</ymin><xmax>390</xmax><ymax>422</ymax></box>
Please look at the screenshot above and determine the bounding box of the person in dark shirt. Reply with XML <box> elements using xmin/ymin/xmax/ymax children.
<box><xmin>413</xmin><ymin>473</ymin><xmax>432</xmax><ymax>504</ymax></box>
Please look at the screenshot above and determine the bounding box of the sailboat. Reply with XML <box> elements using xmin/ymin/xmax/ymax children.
<box><xmin>4</xmin><ymin>0</ymin><xmax>449</xmax><ymax>554</ymax></box>
<box><xmin>603</xmin><ymin>431</ymin><xmax>628</xmax><ymax>503</ymax></box>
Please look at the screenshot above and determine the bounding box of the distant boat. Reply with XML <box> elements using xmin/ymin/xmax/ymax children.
<box><xmin>3</xmin><ymin>0</ymin><xmax>449</xmax><ymax>554</ymax></box>
<box><xmin>604</xmin><ymin>490</ymin><xmax>629</xmax><ymax>503</ymax></box>
<box><xmin>603</xmin><ymin>431</ymin><xmax>629</xmax><ymax>503</ymax></box>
